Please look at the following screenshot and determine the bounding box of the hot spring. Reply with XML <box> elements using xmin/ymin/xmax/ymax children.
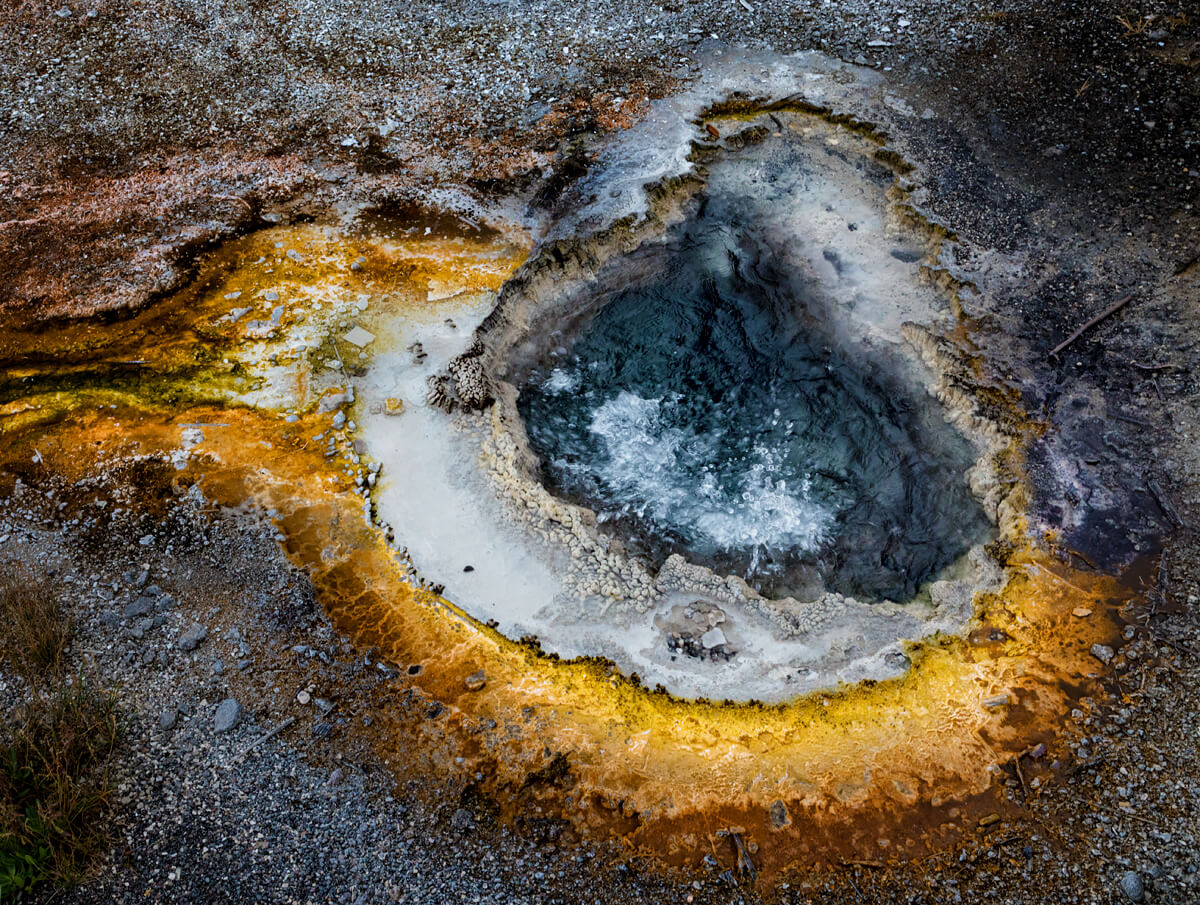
<box><xmin>514</xmin><ymin>201</ymin><xmax>990</xmax><ymax>603</ymax></box>
<box><xmin>379</xmin><ymin>108</ymin><xmax>1011</xmax><ymax>700</ymax></box>
<box><xmin>0</xmin><ymin>73</ymin><xmax>1136</xmax><ymax>867</ymax></box>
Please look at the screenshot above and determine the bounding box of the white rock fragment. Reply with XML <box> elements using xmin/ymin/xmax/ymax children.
<box><xmin>318</xmin><ymin>388</ymin><xmax>354</xmax><ymax>413</ymax></box>
<box><xmin>700</xmin><ymin>626</ymin><xmax>727</xmax><ymax>649</ymax></box>
<box><xmin>343</xmin><ymin>326</ymin><xmax>375</xmax><ymax>348</ymax></box>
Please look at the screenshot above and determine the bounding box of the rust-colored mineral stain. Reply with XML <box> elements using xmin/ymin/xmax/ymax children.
<box><xmin>0</xmin><ymin>220</ymin><xmax>525</xmax><ymax>372</ymax></box>
<box><xmin>0</xmin><ymin>219</ymin><xmax>1138</xmax><ymax>880</ymax></box>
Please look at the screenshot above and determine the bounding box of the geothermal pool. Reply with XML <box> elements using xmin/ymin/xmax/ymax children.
<box><xmin>0</xmin><ymin>85</ymin><xmax>1134</xmax><ymax>869</ymax></box>
<box><xmin>514</xmin><ymin>181</ymin><xmax>990</xmax><ymax>603</ymax></box>
<box><xmin>359</xmin><ymin>108</ymin><xmax>1006</xmax><ymax>700</ymax></box>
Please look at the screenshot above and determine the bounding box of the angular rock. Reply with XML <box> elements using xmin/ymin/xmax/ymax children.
<box><xmin>124</xmin><ymin>596</ymin><xmax>155</xmax><ymax>619</ymax></box>
<box><xmin>178</xmin><ymin>624</ymin><xmax>208</xmax><ymax>652</ymax></box>
<box><xmin>768</xmin><ymin>800</ymin><xmax>791</xmax><ymax>829</ymax></box>
<box><xmin>343</xmin><ymin>326</ymin><xmax>375</xmax><ymax>348</ymax></box>
<box><xmin>214</xmin><ymin>698</ymin><xmax>242</xmax><ymax>733</ymax></box>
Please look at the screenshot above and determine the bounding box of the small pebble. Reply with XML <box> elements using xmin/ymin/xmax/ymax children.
<box><xmin>1119</xmin><ymin>870</ymin><xmax>1145</xmax><ymax>902</ymax></box>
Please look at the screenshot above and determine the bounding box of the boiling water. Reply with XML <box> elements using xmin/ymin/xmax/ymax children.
<box><xmin>517</xmin><ymin>205</ymin><xmax>989</xmax><ymax>601</ymax></box>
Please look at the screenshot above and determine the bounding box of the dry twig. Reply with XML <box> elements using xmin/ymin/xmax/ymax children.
<box><xmin>1048</xmin><ymin>294</ymin><xmax>1133</xmax><ymax>358</ymax></box>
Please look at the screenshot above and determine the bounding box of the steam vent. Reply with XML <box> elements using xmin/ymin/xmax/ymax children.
<box><xmin>1</xmin><ymin>6</ymin><xmax>1197</xmax><ymax>905</ymax></box>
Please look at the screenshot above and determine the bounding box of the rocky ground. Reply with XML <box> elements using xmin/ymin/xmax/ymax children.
<box><xmin>1</xmin><ymin>0</ymin><xmax>1199</xmax><ymax>902</ymax></box>
<box><xmin>1</xmin><ymin>0</ymin><xmax>1196</xmax><ymax>319</ymax></box>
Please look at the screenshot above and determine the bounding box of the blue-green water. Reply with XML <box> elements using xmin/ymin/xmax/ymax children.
<box><xmin>516</xmin><ymin>210</ymin><xmax>989</xmax><ymax>602</ymax></box>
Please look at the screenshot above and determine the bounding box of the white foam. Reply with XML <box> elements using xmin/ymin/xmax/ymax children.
<box><xmin>541</xmin><ymin>367</ymin><xmax>581</xmax><ymax>394</ymax></box>
<box><xmin>586</xmin><ymin>390</ymin><xmax>832</xmax><ymax>554</ymax></box>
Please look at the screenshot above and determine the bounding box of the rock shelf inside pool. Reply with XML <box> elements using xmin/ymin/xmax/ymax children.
<box><xmin>361</xmin><ymin>107</ymin><xmax>1010</xmax><ymax>701</ymax></box>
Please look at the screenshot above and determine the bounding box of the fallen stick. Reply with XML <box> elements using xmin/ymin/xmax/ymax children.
<box><xmin>208</xmin><ymin>193</ymin><xmax>254</xmax><ymax>216</ymax></box>
<box><xmin>1158</xmin><ymin>635</ymin><xmax>1199</xmax><ymax>659</ymax></box>
<box><xmin>730</xmin><ymin>831</ymin><xmax>757</xmax><ymax>881</ymax></box>
<box><xmin>1174</xmin><ymin>252</ymin><xmax>1200</xmax><ymax>276</ymax></box>
<box><xmin>1012</xmin><ymin>755</ymin><xmax>1028</xmax><ymax>798</ymax></box>
<box><xmin>237</xmin><ymin>716</ymin><xmax>296</xmax><ymax>761</ymax></box>
<box><xmin>1048</xmin><ymin>294</ymin><xmax>1133</xmax><ymax>358</ymax></box>
<box><xmin>1112</xmin><ymin>411</ymin><xmax>1152</xmax><ymax>427</ymax></box>
<box><xmin>331</xmin><ymin>338</ymin><xmax>351</xmax><ymax>384</ymax></box>
<box><xmin>1151</xmin><ymin>549</ymin><xmax>1167</xmax><ymax>616</ymax></box>
<box><xmin>1146</xmin><ymin>479</ymin><xmax>1183</xmax><ymax>529</ymax></box>
<box><xmin>1111</xmin><ymin>807</ymin><xmax>1157</xmax><ymax>826</ymax></box>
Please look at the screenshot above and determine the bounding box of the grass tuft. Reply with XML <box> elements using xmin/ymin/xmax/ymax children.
<box><xmin>0</xmin><ymin>562</ymin><xmax>119</xmax><ymax>899</ymax></box>
<box><xmin>0</xmin><ymin>567</ymin><xmax>72</xmax><ymax>683</ymax></box>
<box><xmin>1115</xmin><ymin>13</ymin><xmax>1151</xmax><ymax>37</ymax></box>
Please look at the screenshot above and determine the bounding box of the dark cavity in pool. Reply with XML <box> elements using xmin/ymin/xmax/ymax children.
<box><xmin>515</xmin><ymin>212</ymin><xmax>989</xmax><ymax>602</ymax></box>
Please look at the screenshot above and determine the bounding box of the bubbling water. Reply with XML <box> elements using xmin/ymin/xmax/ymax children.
<box><xmin>517</xmin><ymin>207</ymin><xmax>990</xmax><ymax>602</ymax></box>
<box><xmin>569</xmin><ymin>389</ymin><xmax>832</xmax><ymax>556</ymax></box>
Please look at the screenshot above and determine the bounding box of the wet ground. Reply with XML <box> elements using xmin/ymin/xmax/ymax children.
<box><xmin>1</xmin><ymin>0</ymin><xmax>1199</xmax><ymax>902</ymax></box>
